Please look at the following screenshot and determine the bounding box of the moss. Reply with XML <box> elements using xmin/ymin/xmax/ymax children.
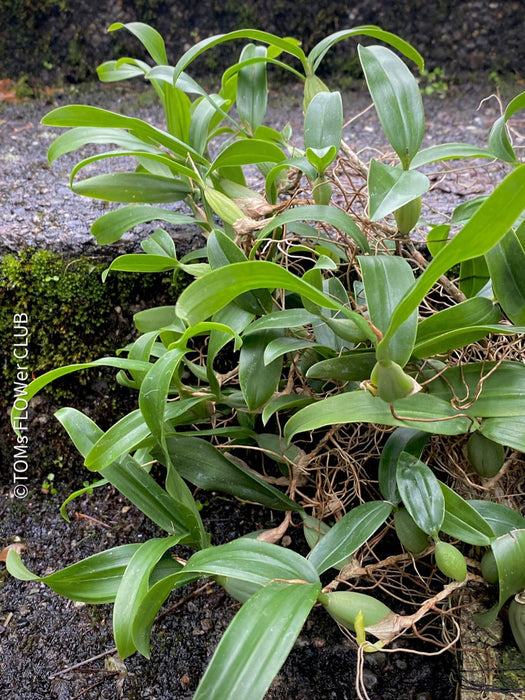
<box><xmin>0</xmin><ymin>248</ymin><xmax>185</xmax><ymax>406</ymax></box>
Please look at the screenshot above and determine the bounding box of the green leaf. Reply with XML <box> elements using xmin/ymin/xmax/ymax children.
<box><xmin>163</xmin><ymin>435</ymin><xmax>299</xmax><ymax>511</ymax></box>
<box><xmin>305</xmin><ymin>350</ymin><xmax>376</xmax><ymax>383</ymax></box>
<box><xmin>468</xmin><ymin>501</ymin><xmax>525</xmax><ymax>537</ymax></box>
<box><xmin>396</xmin><ymin>452</ymin><xmax>444</xmax><ymax>536</ymax></box>
<box><xmin>11</xmin><ymin>357</ymin><xmax>152</xmax><ymax>429</ymax></box>
<box><xmin>486</xmin><ymin>228</ymin><xmax>525</xmax><ymax>324</ymax></box>
<box><xmin>71</xmin><ymin>173</ymin><xmax>191</xmax><ymax>203</ymax></box>
<box><xmin>176</xmin><ymin>261</ymin><xmax>373</xmax><ymax>338</ymax></box>
<box><xmin>480</xmin><ymin>416</ymin><xmax>525</xmax><ymax>452</ymax></box>
<box><xmin>263</xmin><ymin>337</ymin><xmax>319</xmax><ymax>365</ymax></box>
<box><xmin>109</xmin><ymin>22</ymin><xmax>169</xmax><ymax>65</ymax></box>
<box><xmin>378</xmin><ymin>428</ymin><xmax>429</xmax><ymax>503</ymax></box>
<box><xmin>237</xmin><ymin>44</ymin><xmax>268</xmax><ymax>132</ymax></box>
<box><xmin>410</xmin><ymin>143</ymin><xmax>495</xmax><ymax>169</ymax></box>
<box><xmin>239</xmin><ymin>331</ymin><xmax>283</xmax><ymax>410</ymax></box>
<box><xmin>413</xmin><ymin>297</ymin><xmax>501</xmax><ymax>357</ymax></box>
<box><xmin>474</xmin><ymin>529</ymin><xmax>525</xmax><ymax>626</ymax></box>
<box><xmin>59</xmin><ymin>478</ymin><xmax>108</xmax><ymax>522</ymax></box>
<box><xmin>308</xmin><ymin>26</ymin><xmax>424</xmax><ymax>73</ymax></box>
<box><xmin>304</xmin><ymin>91</ymin><xmax>343</xmax><ymax>154</ymax></box>
<box><xmin>6</xmin><ymin>545</ymin><xmax>141</xmax><ymax>603</ymax></box>
<box><xmin>194</xmin><ymin>581</ymin><xmax>320</xmax><ymax>700</ymax></box>
<box><xmin>103</xmin><ymin>253</ymin><xmax>178</xmax><ymax>276</ymax></box>
<box><xmin>42</xmin><ymin>105</ymin><xmax>207</xmax><ymax>164</ymax></box>
<box><xmin>377</xmin><ymin>164</ymin><xmax>525</xmax><ymax>355</ymax></box>
<box><xmin>97</xmin><ymin>60</ymin><xmax>147</xmax><ymax>82</ymax></box>
<box><xmin>255</xmin><ymin>204</ymin><xmax>370</xmax><ymax>253</ymax></box>
<box><xmin>55</xmin><ymin>408</ymin><xmax>202</xmax><ymax>543</ymax></box>
<box><xmin>184</xmin><ymin>539</ymin><xmax>320</xmax><ymax>584</ymax></box>
<box><xmin>284</xmin><ymin>390</ymin><xmax>475</xmax><ymax>443</ymax></box>
<box><xmin>46</xmin><ymin>127</ymin><xmax>159</xmax><ymax>164</ymax></box>
<box><xmin>439</xmin><ymin>482</ymin><xmax>494</xmax><ymax>545</ymax></box>
<box><xmin>359</xmin><ymin>254</ymin><xmax>417</xmax><ymax>366</ymax></box>
<box><xmin>459</xmin><ymin>256</ymin><xmax>490</xmax><ymax>298</ymax></box>
<box><xmin>367</xmin><ymin>160</ymin><xmax>429</xmax><ymax>220</ymax></box>
<box><xmin>309</xmin><ymin>501</ymin><xmax>392</xmax><ymax>574</ymax></box>
<box><xmin>209</xmin><ymin>139</ymin><xmax>286</xmax><ymax>173</ymax></box>
<box><xmin>113</xmin><ymin>536</ymin><xmax>183</xmax><ymax>658</ymax></box>
<box><xmin>243</xmin><ymin>308</ymin><xmax>319</xmax><ymax>335</ymax></box>
<box><xmin>359</xmin><ymin>45</ymin><xmax>424</xmax><ymax>168</ymax></box>
<box><xmin>261</xmin><ymin>394</ymin><xmax>313</xmax><ymax>425</ymax></box>
<box><xmin>427</xmin><ymin>361</ymin><xmax>525</xmax><ymax>418</ymax></box>
<box><xmin>90</xmin><ymin>205</ymin><xmax>199</xmax><ymax>245</ymax></box>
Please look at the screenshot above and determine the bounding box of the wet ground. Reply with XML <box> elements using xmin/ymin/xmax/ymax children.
<box><xmin>1</xmin><ymin>78</ymin><xmax>522</xmax><ymax>699</ymax></box>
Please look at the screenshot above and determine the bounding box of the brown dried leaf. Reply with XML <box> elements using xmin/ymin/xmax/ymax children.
<box><xmin>0</xmin><ymin>542</ymin><xmax>27</xmax><ymax>563</ymax></box>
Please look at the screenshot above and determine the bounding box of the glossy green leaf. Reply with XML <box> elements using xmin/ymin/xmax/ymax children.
<box><xmin>113</xmin><ymin>536</ymin><xmax>183</xmax><ymax>658</ymax></box>
<box><xmin>261</xmin><ymin>394</ymin><xmax>313</xmax><ymax>425</ymax></box>
<box><xmin>306</xmin><ymin>146</ymin><xmax>337</xmax><ymax>173</ymax></box>
<box><xmin>6</xmin><ymin>545</ymin><xmax>141</xmax><ymax>603</ymax></box>
<box><xmin>367</xmin><ymin>160</ymin><xmax>429</xmax><ymax>221</ymax></box>
<box><xmin>172</xmin><ymin>30</ymin><xmax>308</xmax><ymax>81</ymax></box>
<box><xmin>243</xmin><ymin>308</ymin><xmax>318</xmax><ymax>335</ymax></box>
<box><xmin>426</xmin><ymin>225</ymin><xmax>450</xmax><ymax>257</ymax></box>
<box><xmin>308</xmin><ymin>26</ymin><xmax>424</xmax><ymax>73</ymax></box>
<box><xmin>427</xmin><ymin>361</ymin><xmax>525</xmax><ymax>417</ymax></box>
<box><xmin>305</xmin><ymin>350</ymin><xmax>376</xmax><ymax>382</ymax></box>
<box><xmin>378</xmin><ymin>428</ymin><xmax>429</xmax><ymax>503</ymax></box>
<box><xmin>396</xmin><ymin>452</ymin><xmax>444</xmax><ymax>536</ymax></box>
<box><xmin>59</xmin><ymin>478</ymin><xmax>108</xmax><ymax>522</ymax></box>
<box><xmin>133</xmin><ymin>306</ymin><xmax>182</xmax><ymax>333</ymax></box>
<box><xmin>103</xmin><ymin>253</ymin><xmax>178</xmax><ymax>276</ymax></box>
<box><xmin>90</xmin><ymin>205</ymin><xmax>199</xmax><ymax>245</ymax></box>
<box><xmin>459</xmin><ymin>256</ymin><xmax>490</xmax><ymax>298</ymax></box>
<box><xmin>71</xmin><ymin>173</ymin><xmax>191</xmax><ymax>203</ymax></box>
<box><xmin>309</xmin><ymin>501</ymin><xmax>392</xmax><ymax>574</ymax></box>
<box><xmin>237</xmin><ymin>44</ymin><xmax>268</xmax><ymax>131</ymax></box>
<box><xmin>176</xmin><ymin>261</ymin><xmax>373</xmax><ymax>336</ymax></box>
<box><xmin>109</xmin><ymin>21</ymin><xmax>168</xmax><ymax>65</ymax></box>
<box><xmin>163</xmin><ymin>435</ymin><xmax>299</xmax><ymax>511</ymax></box>
<box><xmin>285</xmin><ymin>390</ymin><xmax>475</xmax><ymax>442</ymax></box>
<box><xmin>11</xmin><ymin>357</ymin><xmax>152</xmax><ymax>430</ymax></box>
<box><xmin>194</xmin><ymin>581</ymin><xmax>320</xmax><ymax>700</ymax></box>
<box><xmin>210</xmin><ymin>139</ymin><xmax>286</xmax><ymax>173</ymax></box>
<box><xmin>489</xmin><ymin>116</ymin><xmax>517</xmax><ymax>165</ymax></box>
<box><xmin>97</xmin><ymin>60</ymin><xmax>147</xmax><ymax>82</ymax></box>
<box><xmin>239</xmin><ymin>331</ymin><xmax>283</xmax><ymax>410</ymax></box>
<box><xmin>42</xmin><ymin>105</ymin><xmax>207</xmax><ymax>164</ymax></box>
<box><xmin>468</xmin><ymin>501</ymin><xmax>525</xmax><ymax>537</ymax></box>
<box><xmin>359</xmin><ymin>45</ymin><xmax>424</xmax><ymax>168</ymax></box>
<box><xmin>254</xmin><ymin>204</ymin><xmax>370</xmax><ymax>253</ymax></box>
<box><xmin>439</xmin><ymin>482</ymin><xmax>494</xmax><ymax>545</ymax></box>
<box><xmin>410</xmin><ymin>143</ymin><xmax>495</xmax><ymax>169</ymax></box>
<box><xmin>475</xmin><ymin>529</ymin><xmax>525</xmax><ymax>626</ymax></box>
<box><xmin>414</xmin><ymin>297</ymin><xmax>501</xmax><ymax>357</ymax></box>
<box><xmin>304</xmin><ymin>91</ymin><xmax>343</xmax><ymax>154</ymax></box>
<box><xmin>486</xmin><ymin>229</ymin><xmax>525</xmax><ymax>324</ymax></box>
<box><xmin>263</xmin><ymin>337</ymin><xmax>318</xmax><ymax>365</ymax></box>
<box><xmin>46</xmin><ymin>127</ymin><xmax>159</xmax><ymax>164</ymax></box>
<box><xmin>55</xmin><ymin>407</ymin><xmax>205</xmax><ymax>543</ymax></box>
<box><xmin>184</xmin><ymin>539</ymin><xmax>320</xmax><ymax>584</ymax></box>
<box><xmin>480</xmin><ymin>416</ymin><xmax>525</xmax><ymax>452</ymax></box>
<box><xmin>359</xmin><ymin>254</ymin><xmax>417</xmax><ymax>366</ymax></box>
<box><xmin>377</xmin><ymin>164</ymin><xmax>525</xmax><ymax>356</ymax></box>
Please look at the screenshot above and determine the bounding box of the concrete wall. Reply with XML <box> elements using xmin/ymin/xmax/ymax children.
<box><xmin>1</xmin><ymin>1</ymin><xmax>523</xmax><ymax>84</ymax></box>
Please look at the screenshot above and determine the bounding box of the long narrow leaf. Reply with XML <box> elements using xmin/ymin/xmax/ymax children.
<box><xmin>309</xmin><ymin>501</ymin><xmax>392</xmax><ymax>573</ymax></box>
<box><xmin>377</xmin><ymin>164</ymin><xmax>525</xmax><ymax>356</ymax></box>
<box><xmin>284</xmin><ymin>390</ymin><xmax>475</xmax><ymax>442</ymax></box>
<box><xmin>194</xmin><ymin>581</ymin><xmax>320</xmax><ymax>700</ymax></box>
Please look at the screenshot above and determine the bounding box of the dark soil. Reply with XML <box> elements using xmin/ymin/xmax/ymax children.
<box><xmin>1</xmin><ymin>79</ymin><xmax>521</xmax><ymax>699</ymax></box>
